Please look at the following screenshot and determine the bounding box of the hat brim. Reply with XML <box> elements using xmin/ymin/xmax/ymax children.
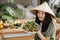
<box><xmin>30</xmin><ymin>9</ymin><xmax>56</xmax><ymax>19</ymax></box>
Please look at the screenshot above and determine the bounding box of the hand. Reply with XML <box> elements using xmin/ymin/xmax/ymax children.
<box><xmin>37</xmin><ymin>30</ymin><xmax>41</xmax><ymax>34</ymax></box>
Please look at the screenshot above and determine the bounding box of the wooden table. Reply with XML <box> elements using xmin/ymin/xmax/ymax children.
<box><xmin>0</xmin><ymin>29</ymin><xmax>35</xmax><ymax>40</ymax></box>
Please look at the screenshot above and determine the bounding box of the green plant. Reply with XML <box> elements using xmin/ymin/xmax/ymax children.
<box><xmin>40</xmin><ymin>0</ymin><xmax>49</xmax><ymax>4</ymax></box>
<box><xmin>56</xmin><ymin>7</ymin><xmax>60</xmax><ymax>18</ymax></box>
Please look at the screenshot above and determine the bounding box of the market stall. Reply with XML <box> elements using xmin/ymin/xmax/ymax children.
<box><xmin>0</xmin><ymin>19</ymin><xmax>35</xmax><ymax>40</ymax></box>
<box><xmin>0</xmin><ymin>0</ymin><xmax>37</xmax><ymax>39</ymax></box>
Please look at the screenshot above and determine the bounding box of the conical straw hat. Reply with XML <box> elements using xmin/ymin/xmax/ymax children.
<box><xmin>30</xmin><ymin>2</ymin><xmax>56</xmax><ymax>19</ymax></box>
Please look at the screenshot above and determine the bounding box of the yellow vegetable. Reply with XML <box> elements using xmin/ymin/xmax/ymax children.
<box><xmin>0</xmin><ymin>24</ymin><xmax>3</xmax><ymax>29</ymax></box>
<box><xmin>0</xmin><ymin>20</ymin><xmax>4</xmax><ymax>29</ymax></box>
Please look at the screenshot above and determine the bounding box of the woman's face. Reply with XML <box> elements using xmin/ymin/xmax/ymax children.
<box><xmin>37</xmin><ymin>10</ymin><xmax>45</xmax><ymax>21</ymax></box>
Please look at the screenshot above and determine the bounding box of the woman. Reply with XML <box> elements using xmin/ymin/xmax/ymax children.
<box><xmin>30</xmin><ymin>2</ymin><xmax>56</xmax><ymax>40</ymax></box>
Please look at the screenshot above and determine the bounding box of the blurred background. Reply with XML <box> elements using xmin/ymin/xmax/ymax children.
<box><xmin>0</xmin><ymin>0</ymin><xmax>60</xmax><ymax>20</ymax></box>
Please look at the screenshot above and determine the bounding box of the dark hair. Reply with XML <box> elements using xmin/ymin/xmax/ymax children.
<box><xmin>57</xmin><ymin>7</ymin><xmax>60</xmax><ymax>13</ymax></box>
<box><xmin>35</xmin><ymin>12</ymin><xmax>52</xmax><ymax>32</ymax></box>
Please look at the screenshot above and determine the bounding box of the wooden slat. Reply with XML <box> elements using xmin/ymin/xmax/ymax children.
<box><xmin>0</xmin><ymin>29</ymin><xmax>25</xmax><ymax>34</ymax></box>
<box><xmin>5</xmin><ymin>34</ymin><xmax>35</xmax><ymax>40</ymax></box>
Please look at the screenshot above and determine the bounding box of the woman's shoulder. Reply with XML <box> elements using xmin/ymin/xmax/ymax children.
<box><xmin>43</xmin><ymin>20</ymin><xmax>56</xmax><ymax>33</ymax></box>
<box><xmin>49</xmin><ymin>20</ymin><xmax>56</xmax><ymax>29</ymax></box>
<box><xmin>50</xmin><ymin>19</ymin><xmax>56</xmax><ymax>27</ymax></box>
<box><xmin>51</xmin><ymin>19</ymin><xmax>56</xmax><ymax>24</ymax></box>
<box><xmin>48</xmin><ymin>20</ymin><xmax>56</xmax><ymax>33</ymax></box>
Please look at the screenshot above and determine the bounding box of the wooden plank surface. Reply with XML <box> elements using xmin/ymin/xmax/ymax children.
<box><xmin>0</xmin><ymin>29</ymin><xmax>25</xmax><ymax>34</ymax></box>
<box><xmin>5</xmin><ymin>34</ymin><xmax>35</xmax><ymax>40</ymax></box>
<box><xmin>0</xmin><ymin>28</ymin><xmax>35</xmax><ymax>40</ymax></box>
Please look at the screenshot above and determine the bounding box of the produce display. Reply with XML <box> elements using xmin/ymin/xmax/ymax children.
<box><xmin>1</xmin><ymin>6</ymin><xmax>26</xmax><ymax>20</ymax></box>
<box><xmin>4</xmin><ymin>21</ymin><xmax>21</xmax><ymax>29</ymax></box>
<box><xmin>0</xmin><ymin>0</ymin><xmax>38</xmax><ymax>33</ymax></box>
<box><xmin>22</xmin><ymin>21</ymin><xmax>40</xmax><ymax>32</ymax></box>
<box><xmin>0</xmin><ymin>20</ymin><xmax>22</xmax><ymax>29</ymax></box>
<box><xmin>0</xmin><ymin>2</ymin><xmax>26</xmax><ymax>21</ymax></box>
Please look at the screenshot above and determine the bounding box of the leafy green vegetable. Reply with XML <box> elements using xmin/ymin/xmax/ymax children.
<box><xmin>0</xmin><ymin>3</ymin><xmax>26</xmax><ymax>20</ymax></box>
<box><xmin>2</xmin><ymin>15</ymin><xmax>13</xmax><ymax>21</ymax></box>
<box><xmin>23</xmin><ymin>21</ymin><xmax>40</xmax><ymax>32</ymax></box>
<box><xmin>56</xmin><ymin>12</ymin><xmax>60</xmax><ymax>18</ymax></box>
